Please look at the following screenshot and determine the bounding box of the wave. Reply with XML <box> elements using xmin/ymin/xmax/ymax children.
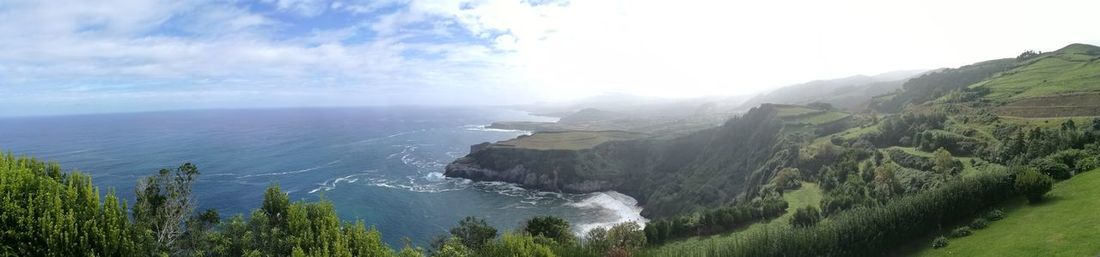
<box><xmin>568</xmin><ymin>191</ymin><xmax>648</xmax><ymax>235</ymax></box>
<box><xmin>462</xmin><ymin>124</ymin><xmax>532</xmax><ymax>134</ymax></box>
<box><xmin>238</xmin><ymin>164</ymin><xmax>330</xmax><ymax>178</ymax></box>
<box><xmin>335</xmin><ymin>129</ymin><xmax>428</xmax><ymax>148</ymax></box>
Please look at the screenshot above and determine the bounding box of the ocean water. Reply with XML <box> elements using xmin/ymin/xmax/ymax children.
<box><xmin>0</xmin><ymin>107</ymin><xmax>645</xmax><ymax>246</ymax></box>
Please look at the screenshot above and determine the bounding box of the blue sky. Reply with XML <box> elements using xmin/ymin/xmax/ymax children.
<box><xmin>1</xmin><ymin>0</ymin><xmax>1098</xmax><ymax>116</ymax></box>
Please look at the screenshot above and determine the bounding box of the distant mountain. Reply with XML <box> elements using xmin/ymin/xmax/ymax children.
<box><xmin>738</xmin><ymin>70</ymin><xmax>928</xmax><ymax>111</ymax></box>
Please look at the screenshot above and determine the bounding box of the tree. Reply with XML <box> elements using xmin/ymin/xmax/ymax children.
<box><xmin>771</xmin><ymin>168</ymin><xmax>802</xmax><ymax>190</ymax></box>
<box><xmin>433</xmin><ymin>237</ymin><xmax>471</xmax><ymax>257</ymax></box>
<box><xmin>872</xmin><ymin>162</ymin><xmax>902</xmax><ymax>199</ymax></box>
<box><xmin>605</xmin><ymin>222</ymin><xmax>647</xmax><ymax>252</ymax></box>
<box><xmin>450</xmin><ymin>216</ymin><xmax>498</xmax><ymax>250</ymax></box>
<box><xmin>521</xmin><ymin>216</ymin><xmax>575</xmax><ymax>245</ymax></box>
<box><xmin>932</xmin><ymin>148</ymin><xmax>956</xmax><ymax>177</ymax></box>
<box><xmin>133</xmin><ymin>163</ymin><xmax>200</xmax><ymax>255</ymax></box>
<box><xmin>1014</xmin><ymin>168</ymin><xmax>1053</xmax><ymax>203</ymax></box>
<box><xmin>790</xmin><ymin>206</ymin><xmax>821</xmax><ymax>228</ymax></box>
<box><xmin>1031</xmin><ymin>157</ymin><xmax>1072</xmax><ymax>180</ymax></box>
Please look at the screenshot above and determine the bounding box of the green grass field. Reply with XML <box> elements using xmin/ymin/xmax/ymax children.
<box><xmin>974</xmin><ymin>44</ymin><xmax>1100</xmax><ymax>103</ymax></box>
<box><xmin>911</xmin><ymin>168</ymin><xmax>1100</xmax><ymax>257</ymax></box>
<box><xmin>490</xmin><ymin>130</ymin><xmax>644</xmax><ymax>150</ymax></box>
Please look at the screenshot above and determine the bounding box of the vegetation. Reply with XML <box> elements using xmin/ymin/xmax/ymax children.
<box><xmin>912</xmin><ymin>168</ymin><xmax>1100</xmax><ymax>257</ymax></box>
<box><xmin>1014</xmin><ymin>167</ymin><xmax>1053</xmax><ymax>203</ymax></box>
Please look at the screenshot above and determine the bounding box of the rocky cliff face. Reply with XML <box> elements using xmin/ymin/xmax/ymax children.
<box><xmin>445</xmin><ymin>105</ymin><xmax>800</xmax><ymax>218</ymax></box>
<box><xmin>444</xmin><ymin>140</ymin><xmax>650</xmax><ymax>193</ymax></box>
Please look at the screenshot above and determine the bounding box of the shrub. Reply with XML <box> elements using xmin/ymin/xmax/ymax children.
<box><xmin>949</xmin><ymin>227</ymin><xmax>972</xmax><ymax>238</ymax></box>
<box><xmin>1014</xmin><ymin>168</ymin><xmax>1054</xmax><ymax>203</ymax></box>
<box><xmin>1077</xmin><ymin>157</ymin><xmax>1100</xmax><ymax>173</ymax></box>
<box><xmin>521</xmin><ymin>216</ymin><xmax>575</xmax><ymax>245</ymax></box>
<box><xmin>932</xmin><ymin>237</ymin><xmax>950</xmax><ymax>249</ymax></box>
<box><xmin>1031</xmin><ymin>158</ymin><xmax>1072</xmax><ymax>180</ymax></box>
<box><xmin>969</xmin><ymin>218</ymin><xmax>989</xmax><ymax>229</ymax></box>
<box><xmin>986</xmin><ymin>209</ymin><xmax>1005</xmax><ymax>221</ymax></box>
<box><xmin>790</xmin><ymin>206</ymin><xmax>822</xmax><ymax>228</ymax></box>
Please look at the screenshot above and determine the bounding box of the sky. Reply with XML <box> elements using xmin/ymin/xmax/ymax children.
<box><xmin>0</xmin><ymin>0</ymin><xmax>1098</xmax><ymax>116</ymax></box>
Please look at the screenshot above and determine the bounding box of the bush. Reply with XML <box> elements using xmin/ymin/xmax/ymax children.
<box><xmin>1014</xmin><ymin>168</ymin><xmax>1054</xmax><ymax>203</ymax></box>
<box><xmin>790</xmin><ymin>206</ymin><xmax>822</xmax><ymax>228</ymax></box>
<box><xmin>986</xmin><ymin>209</ymin><xmax>1005</xmax><ymax>221</ymax></box>
<box><xmin>1031</xmin><ymin>158</ymin><xmax>1072</xmax><ymax>180</ymax></box>
<box><xmin>949</xmin><ymin>227</ymin><xmax>972</xmax><ymax>238</ymax></box>
<box><xmin>969</xmin><ymin>218</ymin><xmax>989</xmax><ymax>229</ymax></box>
<box><xmin>521</xmin><ymin>216</ymin><xmax>575</xmax><ymax>245</ymax></box>
<box><xmin>1077</xmin><ymin>157</ymin><xmax>1100</xmax><ymax>173</ymax></box>
<box><xmin>932</xmin><ymin>236</ymin><xmax>950</xmax><ymax>249</ymax></box>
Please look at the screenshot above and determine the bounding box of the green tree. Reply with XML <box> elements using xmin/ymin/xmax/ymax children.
<box><xmin>790</xmin><ymin>206</ymin><xmax>821</xmax><ymax>228</ymax></box>
<box><xmin>605</xmin><ymin>222</ymin><xmax>646</xmax><ymax>252</ymax></box>
<box><xmin>932</xmin><ymin>147</ymin><xmax>956</xmax><ymax>177</ymax></box>
<box><xmin>433</xmin><ymin>237</ymin><xmax>471</xmax><ymax>257</ymax></box>
<box><xmin>872</xmin><ymin>162</ymin><xmax>902</xmax><ymax>199</ymax></box>
<box><xmin>450</xmin><ymin>216</ymin><xmax>498</xmax><ymax>250</ymax></box>
<box><xmin>1014</xmin><ymin>168</ymin><xmax>1053</xmax><ymax>203</ymax></box>
<box><xmin>133</xmin><ymin>163</ymin><xmax>200</xmax><ymax>255</ymax></box>
<box><xmin>521</xmin><ymin>216</ymin><xmax>575</xmax><ymax>245</ymax></box>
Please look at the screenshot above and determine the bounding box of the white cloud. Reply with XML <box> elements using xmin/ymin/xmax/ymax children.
<box><xmin>1</xmin><ymin>0</ymin><xmax>1099</xmax><ymax>116</ymax></box>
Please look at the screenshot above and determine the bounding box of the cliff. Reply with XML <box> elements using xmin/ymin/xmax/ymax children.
<box><xmin>446</xmin><ymin>104</ymin><xmax>839</xmax><ymax>217</ymax></box>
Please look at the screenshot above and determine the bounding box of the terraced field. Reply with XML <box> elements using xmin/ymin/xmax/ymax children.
<box><xmin>489</xmin><ymin>130</ymin><xmax>645</xmax><ymax>150</ymax></box>
<box><xmin>975</xmin><ymin>44</ymin><xmax>1100</xmax><ymax>103</ymax></box>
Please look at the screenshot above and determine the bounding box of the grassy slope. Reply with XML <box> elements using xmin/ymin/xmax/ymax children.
<box><xmin>911</xmin><ymin>169</ymin><xmax>1100</xmax><ymax>257</ymax></box>
<box><xmin>975</xmin><ymin>44</ymin><xmax>1100</xmax><ymax>102</ymax></box>
<box><xmin>642</xmin><ymin>183</ymin><xmax>823</xmax><ymax>253</ymax></box>
<box><xmin>490</xmin><ymin>131</ymin><xmax>643</xmax><ymax>150</ymax></box>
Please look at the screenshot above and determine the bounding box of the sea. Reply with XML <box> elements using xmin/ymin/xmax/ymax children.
<box><xmin>0</xmin><ymin>107</ymin><xmax>645</xmax><ymax>246</ymax></box>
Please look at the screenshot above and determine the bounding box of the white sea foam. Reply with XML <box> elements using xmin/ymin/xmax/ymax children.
<box><xmin>462</xmin><ymin>124</ymin><xmax>532</xmax><ymax>135</ymax></box>
<box><xmin>568</xmin><ymin>191</ymin><xmax>648</xmax><ymax>235</ymax></box>
<box><xmin>239</xmin><ymin>163</ymin><xmax>331</xmax><ymax>178</ymax></box>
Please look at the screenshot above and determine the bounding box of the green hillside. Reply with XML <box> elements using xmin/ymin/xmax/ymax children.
<box><xmin>975</xmin><ymin>44</ymin><xmax>1100</xmax><ymax>102</ymax></box>
<box><xmin>911</xmin><ymin>168</ymin><xmax>1100</xmax><ymax>257</ymax></box>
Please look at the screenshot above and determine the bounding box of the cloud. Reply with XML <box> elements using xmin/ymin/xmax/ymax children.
<box><xmin>1</xmin><ymin>0</ymin><xmax>1099</xmax><ymax>116</ymax></box>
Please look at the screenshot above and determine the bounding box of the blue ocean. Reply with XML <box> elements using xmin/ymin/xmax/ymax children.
<box><xmin>0</xmin><ymin>107</ymin><xmax>644</xmax><ymax>246</ymax></box>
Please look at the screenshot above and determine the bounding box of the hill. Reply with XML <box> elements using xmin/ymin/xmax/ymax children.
<box><xmin>739</xmin><ymin>70</ymin><xmax>926</xmax><ymax>112</ymax></box>
<box><xmin>910</xmin><ymin>168</ymin><xmax>1100</xmax><ymax>257</ymax></box>
<box><xmin>448</xmin><ymin>104</ymin><xmax>853</xmax><ymax>217</ymax></box>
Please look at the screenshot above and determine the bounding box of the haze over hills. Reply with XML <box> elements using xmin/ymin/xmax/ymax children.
<box><xmin>737</xmin><ymin>69</ymin><xmax>929</xmax><ymax>112</ymax></box>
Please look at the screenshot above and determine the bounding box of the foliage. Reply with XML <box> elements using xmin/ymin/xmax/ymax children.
<box><xmin>134</xmin><ymin>163</ymin><xmax>200</xmax><ymax>255</ymax></box>
<box><xmin>931</xmin><ymin>237</ymin><xmax>950</xmax><ymax>249</ymax></box>
<box><xmin>1031</xmin><ymin>158</ymin><xmax>1072</xmax><ymax>180</ymax></box>
<box><xmin>969</xmin><ymin>218</ymin><xmax>989</xmax><ymax>229</ymax></box>
<box><xmin>949</xmin><ymin>226</ymin><xmax>972</xmax><ymax>238</ymax></box>
<box><xmin>480</xmin><ymin>233</ymin><xmax>556</xmax><ymax>257</ymax></box>
<box><xmin>985</xmin><ymin>209</ymin><xmax>1005</xmax><ymax>221</ymax></box>
<box><xmin>0</xmin><ymin>153</ymin><xmax>148</xmax><ymax>256</ymax></box>
<box><xmin>640</xmin><ymin>171</ymin><xmax>1016</xmax><ymax>257</ymax></box>
<box><xmin>521</xmin><ymin>216</ymin><xmax>575</xmax><ymax>245</ymax></box>
<box><xmin>1014</xmin><ymin>168</ymin><xmax>1053</xmax><ymax>203</ymax></box>
<box><xmin>449</xmin><ymin>216</ymin><xmax>498</xmax><ymax>250</ymax></box>
<box><xmin>789</xmin><ymin>206</ymin><xmax>821</xmax><ymax>228</ymax></box>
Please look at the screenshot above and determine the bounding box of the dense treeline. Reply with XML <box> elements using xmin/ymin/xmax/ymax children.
<box><xmin>641</xmin><ymin>200</ymin><xmax>787</xmax><ymax>245</ymax></box>
<box><xmin>0</xmin><ymin>154</ymin><xmax>146</xmax><ymax>256</ymax></box>
<box><xmin>639</xmin><ymin>170</ymin><xmax>1017</xmax><ymax>257</ymax></box>
<box><xmin>0</xmin><ymin>154</ymin><xmax>422</xmax><ymax>257</ymax></box>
